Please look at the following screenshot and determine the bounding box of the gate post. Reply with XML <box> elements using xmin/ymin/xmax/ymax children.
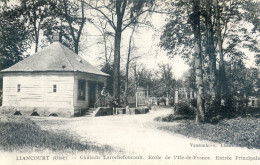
<box><xmin>174</xmin><ymin>89</ymin><xmax>179</xmax><ymax>104</ymax></box>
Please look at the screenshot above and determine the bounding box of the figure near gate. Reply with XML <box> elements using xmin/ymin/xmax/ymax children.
<box><xmin>100</xmin><ymin>86</ymin><xmax>108</xmax><ymax>107</ymax></box>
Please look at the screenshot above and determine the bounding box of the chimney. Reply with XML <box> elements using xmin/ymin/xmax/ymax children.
<box><xmin>52</xmin><ymin>33</ymin><xmax>60</xmax><ymax>42</ymax></box>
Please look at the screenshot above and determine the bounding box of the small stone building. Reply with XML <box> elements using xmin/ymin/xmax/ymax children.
<box><xmin>0</xmin><ymin>41</ymin><xmax>109</xmax><ymax>117</ymax></box>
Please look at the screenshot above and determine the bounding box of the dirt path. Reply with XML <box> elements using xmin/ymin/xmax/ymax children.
<box><xmin>32</xmin><ymin>107</ymin><xmax>260</xmax><ymax>164</ymax></box>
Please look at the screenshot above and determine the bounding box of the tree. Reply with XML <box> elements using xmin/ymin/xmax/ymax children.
<box><xmin>0</xmin><ymin>4</ymin><xmax>31</xmax><ymax>70</ymax></box>
<box><xmin>227</xmin><ymin>61</ymin><xmax>260</xmax><ymax>98</ymax></box>
<box><xmin>19</xmin><ymin>0</ymin><xmax>56</xmax><ymax>53</ymax></box>
<box><xmin>160</xmin><ymin>0</ymin><xmax>260</xmax><ymax>122</ymax></box>
<box><xmin>158</xmin><ymin>63</ymin><xmax>176</xmax><ymax>98</ymax></box>
<box><xmin>61</xmin><ymin>0</ymin><xmax>86</xmax><ymax>54</ymax></box>
<box><xmin>191</xmin><ymin>0</ymin><xmax>205</xmax><ymax>122</ymax></box>
<box><xmin>85</xmin><ymin>0</ymin><xmax>156</xmax><ymax>101</ymax></box>
<box><xmin>135</xmin><ymin>64</ymin><xmax>153</xmax><ymax>96</ymax></box>
<box><xmin>39</xmin><ymin>0</ymin><xmax>87</xmax><ymax>54</ymax></box>
<box><xmin>124</xmin><ymin>24</ymin><xmax>137</xmax><ymax>105</ymax></box>
<box><xmin>205</xmin><ymin>0</ymin><xmax>217</xmax><ymax>98</ymax></box>
<box><xmin>214</xmin><ymin>0</ymin><xmax>229</xmax><ymax>102</ymax></box>
<box><xmin>90</xmin><ymin>18</ymin><xmax>114</xmax><ymax>65</ymax></box>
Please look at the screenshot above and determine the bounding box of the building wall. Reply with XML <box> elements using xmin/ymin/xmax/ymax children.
<box><xmin>73</xmin><ymin>72</ymin><xmax>107</xmax><ymax>111</ymax></box>
<box><xmin>2</xmin><ymin>72</ymin><xmax>75</xmax><ymax>117</ymax></box>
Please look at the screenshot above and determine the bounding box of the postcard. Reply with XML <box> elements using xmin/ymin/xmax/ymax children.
<box><xmin>0</xmin><ymin>0</ymin><xmax>259</xmax><ymax>165</ymax></box>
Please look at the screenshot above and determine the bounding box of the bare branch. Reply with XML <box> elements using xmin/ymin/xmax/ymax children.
<box><xmin>84</xmin><ymin>1</ymin><xmax>116</xmax><ymax>30</ymax></box>
<box><xmin>129</xmin><ymin>56</ymin><xmax>141</xmax><ymax>63</ymax></box>
<box><xmin>76</xmin><ymin>0</ymin><xmax>86</xmax><ymax>42</ymax></box>
<box><xmin>62</xmin><ymin>0</ymin><xmax>76</xmax><ymax>41</ymax></box>
<box><xmin>122</xmin><ymin>9</ymin><xmax>169</xmax><ymax>32</ymax></box>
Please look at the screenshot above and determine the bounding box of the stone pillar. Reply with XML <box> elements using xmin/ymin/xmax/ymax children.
<box><xmin>185</xmin><ymin>90</ymin><xmax>188</xmax><ymax>99</ymax></box>
<box><xmin>190</xmin><ymin>89</ymin><xmax>193</xmax><ymax>99</ymax></box>
<box><xmin>174</xmin><ymin>89</ymin><xmax>179</xmax><ymax>104</ymax></box>
<box><xmin>166</xmin><ymin>98</ymin><xmax>169</xmax><ymax>106</ymax></box>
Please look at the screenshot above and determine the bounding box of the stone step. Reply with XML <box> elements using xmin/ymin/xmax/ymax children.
<box><xmin>83</xmin><ymin>108</ymin><xmax>97</xmax><ymax>117</ymax></box>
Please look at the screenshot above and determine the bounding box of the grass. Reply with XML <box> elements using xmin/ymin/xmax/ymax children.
<box><xmin>158</xmin><ymin>116</ymin><xmax>260</xmax><ymax>149</ymax></box>
<box><xmin>0</xmin><ymin>115</ymin><xmax>114</xmax><ymax>153</ymax></box>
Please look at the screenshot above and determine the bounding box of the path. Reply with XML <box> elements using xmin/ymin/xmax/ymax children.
<box><xmin>31</xmin><ymin>107</ymin><xmax>260</xmax><ymax>165</ymax></box>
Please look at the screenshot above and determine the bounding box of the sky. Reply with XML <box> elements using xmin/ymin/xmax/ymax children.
<box><xmin>24</xmin><ymin>2</ymin><xmax>257</xmax><ymax>79</ymax></box>
<box><xmin>79</xmin><ymin>12</ymin><xmax>190</xmax><ymax>79</ymax></box>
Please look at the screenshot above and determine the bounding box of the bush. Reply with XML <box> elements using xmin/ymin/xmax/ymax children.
<box><xmin>244</xmin><ymin>107</ymin><xmax>260</xmax><ymax>118</ymax></box>
<box><xmin>49</xmin><ymin>113</ymin><xmax>58</xmax><ymax>117</ymax></box>
<box><xmin>30</xmin><ymin>111</ymin><xmax>39</xmax><ymax>116</ymax></box>
<box><xmin>204</xmin><ymin>96</ymin><xmax>260</xmax><ymax>123</ymax></box>
<box><xmin>161</xmin><ymin>114</ymin><xmax>194</xmax><ymax>122</ymax></box>
<box><xmin>205</xmin><ymin>97</ymin><xmax>223</xmax><ymax>123</ymax></box>
<box><xmin>204</xmin><ymin>96</ymin><xmax>238</xmax><ymax>123</ymax></box>
<box><xmin>174</xmin><ymin>100</ymin><xmax>195</xmax><ymax>116</ymax></box>
<box><xmin>14</xmin><ymin>111</ymin><xmax>22</xmax><ymax>115</ymax></box>
<box><xmin>234</xmin><ymin>97</ymin><xmax>249</xmax><ymax>117</ymax></box>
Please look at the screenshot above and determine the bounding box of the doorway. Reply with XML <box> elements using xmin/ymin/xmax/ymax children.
<box><xmin>88</xmin><ymin>81</ymin><xmax>96</xmax><ymax>108</ymax></box>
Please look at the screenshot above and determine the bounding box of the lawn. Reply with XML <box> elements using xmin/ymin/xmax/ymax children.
<box><xmin>0</xmin><ymin>115</ymin><xmax>114</xmax><ymax>153</ymax></box>
<box><xmin>158</xmin><ymin>117</ymin><xmax>260</xmax><ymax>149</ymax></box>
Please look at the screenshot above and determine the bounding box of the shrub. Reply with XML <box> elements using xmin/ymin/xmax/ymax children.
<box><xmin>204</xmin><ymin>97</ymin><xmax>223</xmax><ymax>123</ymax></box>
<box><xmin>174</xmin><ymin>100</ymin><xmax>195</xmax><ymax>116</ymax></box>
<box><xmin>161</xmin><ymin>114</ymin><xmax>194</xmax><ymax>122</ymax></box>
<box><xmin>190</xmin><ymin>99</ymin><xmax>197</xmax><ymax>108</ymax></box>
<box><xmin>14</xmin><ymin>111</ymin><xmax>22</xmax><ymax>115</ymax></box>
<box><xmin>204</xmin><ymin>96</ymin><xmax>238</xmax><ymax>123</ymax></box>
<box><xmin>49</xmin><ymin>113</ymin><xmax>58</xmax><ymax>117</ymax></box>
<box><xmin>234</xmin><ymin>97</ymin><xmax>249</xmax><ymax>117</ymax></box>
<box><xmin>245</xmin><ymin>107</ymin><xmax>260</xmax><ymax>118</ymax></box>
<box><xmin>31</xmin><ymin>112</ymin><xmax>39</xmax><ymax>116</ymax></box>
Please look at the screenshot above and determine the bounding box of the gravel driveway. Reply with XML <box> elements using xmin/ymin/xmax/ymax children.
<box><xmin>31</xmin><ymin>107</ymin><xmax>260</xmax><ymax>165</ymax></box>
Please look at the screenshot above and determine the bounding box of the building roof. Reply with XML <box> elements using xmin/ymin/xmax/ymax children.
<box><xmin>1</xmin><ymin>42</ymin><xmax>109</xmax><ymax>76</ymax></box>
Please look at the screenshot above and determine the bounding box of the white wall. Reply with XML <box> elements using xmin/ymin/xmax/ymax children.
<box><xmin>2</xmin><ymin>72</ymin><xmax>74</xmax><ymax>109</ymax></box>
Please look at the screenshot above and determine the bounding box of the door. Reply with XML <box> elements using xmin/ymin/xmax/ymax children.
<box><xmin>88</xmin><ymin>81</ymin><xmax>96</xmax><ymax>108</ymax></box>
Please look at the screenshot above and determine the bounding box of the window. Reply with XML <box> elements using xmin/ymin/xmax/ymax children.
<box><xmin>53</xmin><ymin>85</ymin><xmax>57</xmax><ymax>92</ymax></box>
<box><xmin>78</xmin><ymin>79</ymin><xmax>86</xmax><ymax>100</ymax></box>
<box><xmin>17</xmin><ymin>84</ymin><xmax>21</xmax><ymax>92</ymax></box>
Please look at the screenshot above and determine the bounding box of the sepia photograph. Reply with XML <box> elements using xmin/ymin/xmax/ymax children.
<box><xmin>0</xmin><ymin>0</ymin><xmax>259</xmax><ymax>165</ymax></box>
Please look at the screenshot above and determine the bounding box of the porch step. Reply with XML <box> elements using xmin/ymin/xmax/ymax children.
<box><xmin>84</xmin><ymin>108</ymin><xmax>96</xmax><ymax>117</ymax></box>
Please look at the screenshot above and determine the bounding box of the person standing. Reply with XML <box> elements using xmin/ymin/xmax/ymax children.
<box><xmin>100</xmin><ymin>87</ymin><xmax>108</xmax><ymax>107</ymax></box>
<box><xmin>112</xmin><ymin>98</ymin><xmax>119</xmax><ymax>115</ymax></box>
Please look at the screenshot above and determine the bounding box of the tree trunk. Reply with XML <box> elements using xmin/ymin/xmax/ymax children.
<box><xmin>35</xmin><ymin>34</ymin><xmax>38</xmax><ymax>53</ymax></box>
<box><xmin>124</xmin><ymin>26</ymin><xmax>135</xmax><ymax>105</ymax></box>
<box><xmin>74</xmin><ymin>41</ymin><xmax>79</xmax><ymax>54</ymax></box>
<box><xmin>112</xmin><ymin>0</ymin><xmax>127</xmax><ymax>102</ymax></box>
<box><xmin>206</xmin><ymin>0</ymin><xmax>217</xmax><ymax>98</ymax></box>
<box><xmin>32</xmin><ymin>0</ymin><xmax>38</xmax><ymax>53</ymax></box>
<box><xmin>134</xmin><ymin>64</ymin><xmax>137</xmax><ymax>108</ymax></box>
<box><xmin>192</xmin><ymin>0</ymin><xmax>205</xmax><ymax>123</ymax></box>
<box><xmin>214</xmin><ymin>0</ymin><xmax>229</xmax><ymax>102</ymax></box>
<box><xmin>113</xmin><ymin>29</ymin><xmax>121</xmax><ymax>101</ymax></box>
